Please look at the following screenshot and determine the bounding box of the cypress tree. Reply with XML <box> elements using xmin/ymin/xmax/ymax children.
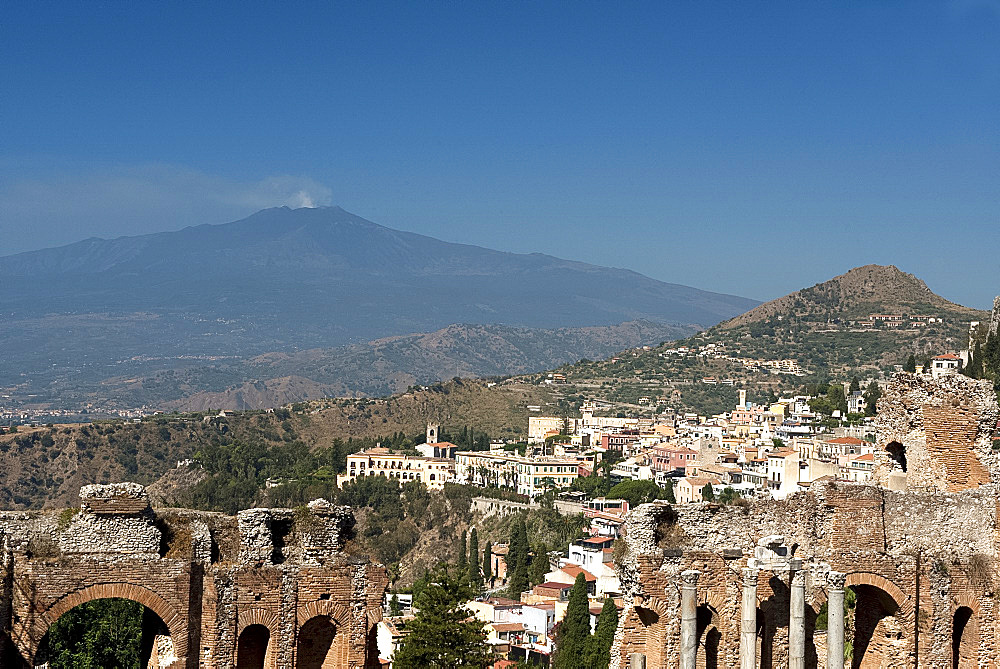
<box><xmin>966</xmin><ymin>342</ymin><xmax>984</xmax><ymax>379</ymax></box>
<box><xmin>529</xmin><ymin>545</ymin><xmax>549</xmax><ymax>587</ymax></box>
<box><xmin>457</xmin><ymin>530</ymin><xmax>468</xmax><ymax>574</ymax></box>
<box><xmin>904</xmin><ymin>353</ymin><xmax>917</xmax><ymax>373</ymax></box>
<box><xmin>506</xmin><ymin>560</ymin><xmax>529</xmax><ymax>599</ymax></box>
<box><xmin>701</xmin><ymin>483</ymin><xmax>715</xmax><ymax>502</ymax></box>
<box><xmin>585</xmin><ymin>598</ymin><xmax>619</xmax><ymax>669</ymax></box>
<box><xmin>506</xmin><ymin>518</ymin><xmax>530</xmax><ymax>597</ymax></box>
<box><xmin>394</xmin><ymin>567</ymin><xmax>493</xmax><ymax>669</ymax></box>
<box><xmin>663</xmin><ymin>478</ymin><xmax>676</xmax><ymax>504</ymax></box>
<box><xmin>849</xmin><ymin>376</ymin><xmax>860</xmax><ymax>393</ymax></box>
<box><xmin>482</xmin><ymin>540</ymin><xmax>493</xmax><ymax>585</ymax></box>
<box><xmin>554</xmin><ymin>573</ymin><xmax>591</xmax><ymax>669</ymax></box>
<box><xmin>468</xmin><ymin>528</ymin><xmax>482</xmax><ymax>589</ymax></box>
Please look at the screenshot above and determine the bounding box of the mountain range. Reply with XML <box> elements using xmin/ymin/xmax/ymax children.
<box><xmin>0</xmin><ymin>206</ymin><xmax>756</xmax><ymax>409</ymax></box>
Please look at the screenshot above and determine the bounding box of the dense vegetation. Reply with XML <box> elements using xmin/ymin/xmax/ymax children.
<box><xmin>45</xmin><ymin>599</ymin><xmax>147</xmax><ymax>669</ymax></box>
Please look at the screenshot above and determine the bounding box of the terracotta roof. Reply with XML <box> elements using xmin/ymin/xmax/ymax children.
<box><xmin>850</xmin><ymin>453</ymin><xmax>875</xmax><ymax>462</ymax></box>
<box><xmin>581</xmin><ymin>536</ymin><xmax>615</xmax><ymax>546</ymax></box>
<box><xmin>934</xmin><ymin>353</ymin><xmax>961</xmax><ymax>360</ymax></box>
<box><xmin>561</xmin><ymin>565</ymin><xmax>597</xmax><ymax>582</ymax></box>
<box><xmin>536</xmin><ymin>581</ymin><xmax>573</xmax><ymax>591</ymax></box>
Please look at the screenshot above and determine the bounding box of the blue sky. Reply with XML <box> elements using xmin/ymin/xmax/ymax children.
<box><xmin>2</xmin><ymin>1</ymin><xmax>998</xmax><ymax>307</ymax></box>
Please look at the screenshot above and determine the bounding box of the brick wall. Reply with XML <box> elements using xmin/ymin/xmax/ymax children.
<box><xmin>0</xmin><ymin>489</ymin><xmax>387</xmax><ymax>669</ymax></box>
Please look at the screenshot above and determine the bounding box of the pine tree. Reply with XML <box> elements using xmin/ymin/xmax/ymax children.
<box><xmin>529</xmin><ymin>545</ymin><xmax>549</xmax><ymax>587</ymax></box>
<box><xmin>585</xmin><ymin>598</ymin><xmax>619</xmax><ymax>669</ymax></box>
<box><xmin>482</xmin><ymin>540</ymin><xmax>493</xmax><ymax>586</ymax></box>
<box><xmin>863</xmin><ymin>380</ymin><xmax>882</xmax><ymax>417</ymax></box>
<box><xmin>904</xmin><ymin>353</ymin><xmax>917</xmax><ymax>373</ymax></box>
<box><xmin>468</xmin><ymin>528</ymin><xmax>482</xmax><ymax>589</ymax></box>
<box><xmin>554</xmin><ymin>573</ymin><xmax>591</xmax><ymax>669</ymax></box>
<box><xmin>394</xmin><ymin>567</ymin><xmax>493</xmax><ymax>669</ymax></box>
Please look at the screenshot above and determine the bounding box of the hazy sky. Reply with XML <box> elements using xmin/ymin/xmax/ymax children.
<box><xmin>2</xmin><ymin>1</ymin><xmax>998</xmax><ymax>307</ymax></box>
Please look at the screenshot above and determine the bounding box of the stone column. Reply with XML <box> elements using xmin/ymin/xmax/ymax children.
<box><xmin>680</xmin><ymin>569</ymin><xmax>701</xmax><ymax>669</ymax></box>
<box><xmin>740</xmin><ymin>567</ymin><xmax>758</xmax><ymax>669</ymax></box>
<box><xmin>789</xmin><ymin>563</ymin><xmax>805</xmax><ymax>669</ymax></box>
<box><xmin>827</xmin><ymin>571</ymin><xmax>846</xmax><ymax>669</ymax></box>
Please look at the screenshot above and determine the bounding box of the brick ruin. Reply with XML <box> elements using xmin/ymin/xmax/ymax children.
<box><xmin>0</xmin><ymin>484</ymin><xmax>387</xmax><ymax>668</ymax></box>
<box><xmin>612</xmin><ymin>372</ymin><xmax>1000</xmax><ymax>668</ymax></box>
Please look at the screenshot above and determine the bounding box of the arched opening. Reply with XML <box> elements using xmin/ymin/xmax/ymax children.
<box><xmin>296</xmin><ymin>615</ymin><xmax>338</xmax><ymax>669</ymax></box>
<box><xmin>952</xmin><ymin>606</ymin><xmax>977</xmax><ymax>669</ymax></box>
<box><xmin>633</xmin><ymin>606</ymin><xmax>663</xmax><ymax>669</ymax></box>
<box><xmin>849</xmin><ymin>585</ymin><xmax>903</xmax><ymax>668</ymax></box>
<box><xmin>695</xmin><ymin>604</ymin><xmax>721</xmax><ymax>669</ymax></box>
<box><xmin>34</xmin><ymin>598</ymin><xmax>174</xmax><ymax>668</ymax></box>
<box><xmin>237</xmin><ymin>624</ymin><xmax>271</xmax><ymax>669</ymax></box>
<box><xmin>886</xmin><ymin>441</ymin><xmax>907</xmax><ymax>472</ymax></box>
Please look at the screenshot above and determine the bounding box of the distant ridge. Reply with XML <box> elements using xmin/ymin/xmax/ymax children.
<box><xmin>0</xmin><ymin>206</ymin><xmax>758</xmax><ymax>409</ymax></box>
<box><xmin>720</xmin><ymin>264</ymin><xmax>982</xmax><ymax>329</ymax></box>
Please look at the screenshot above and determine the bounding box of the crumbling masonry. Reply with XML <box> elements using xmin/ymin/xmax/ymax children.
<box><xmin>612</xmin><ymin>372</ymin><xmax>1000</xmax><ymax>668</ymax></box>
<box><xmin>0</xmin><ymin>485</ymin><xmax>387</xmax><ymax>668</ymax></box>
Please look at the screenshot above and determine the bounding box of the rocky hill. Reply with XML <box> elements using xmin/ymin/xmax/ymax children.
<box><xmin>722</xmin><ymin>264</ymin><xmax>980</xmax><ymax>328</ymax></box>
<box><xmin>537</xmin><ymin>266</ymin><xmax>991</xmax><ymax>416</ymax></box>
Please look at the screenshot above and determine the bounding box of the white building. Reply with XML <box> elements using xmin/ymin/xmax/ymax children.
<box><xmin>931</xmin><ymin>354</ymin><xmax>961</xmax><ymax>379</ymax></box>
<box><xmin>338</xmin><ymin>447</ymin><xmax>455</xmax><ymax>490</ymax></box>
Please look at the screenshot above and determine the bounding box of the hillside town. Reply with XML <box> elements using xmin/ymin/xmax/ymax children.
<box><xmin>362</xmin><ymin>347</ymin><xmax>998</xmax><ymax>667</ymax></box>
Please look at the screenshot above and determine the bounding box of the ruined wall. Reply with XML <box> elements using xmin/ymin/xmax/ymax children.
<box><xmin>612</xmin><ymin>373</ymin><xmax>1000</xmax><ymax>669</ymax></box>
<box><xmin>873</xmin><ymin>372</ymin><xmax>999</xmax><ymax>492</ymax></box>
<box><xmin>0</xmin><ymin>483</ymin><xmax>387</xmax><ymax>669</ymax></box>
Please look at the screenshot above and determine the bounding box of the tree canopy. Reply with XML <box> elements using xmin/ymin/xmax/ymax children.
<box><xmin>606</xmin><ymin>479</ymin><xmax>666</xmax><ymax>507</ymax></box>
<box><xmin>394</xmin><ymin>567</ymin><xmax>492</xmax><ymax>669</ymax></box>
<box><xmin>46</xmin><ymin>598</ymin><xmax>146</xmax><ymax>669</ymax></box>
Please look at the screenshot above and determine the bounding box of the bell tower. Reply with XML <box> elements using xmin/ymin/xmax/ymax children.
<box><xmin>426</xmin><ymin>423</ymin><xmax>439</xmax><ymax>444</ymax></box>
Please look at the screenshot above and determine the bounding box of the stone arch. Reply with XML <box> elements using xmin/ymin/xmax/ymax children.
<box><xmin>30</xmin><ymin>582</ymin><xmax>187</xmax><ymax>661</ymax></box>
<box><xmin>238</xmin><ymin>607</ymin><xmax>280</xmax><ymax>635</ymax></box>
<box><xmin>811</xmin><ymin>572</ymin><xmax>910</xmax><ymax>616</ymax></box>
<box><xmin>952</xmin><ymin>593</ymin><xmax>982</xmax><ymax>615</ymax></box>
<box><xmin>844</xmin><ymin>572</ymin><xmax>910</xmax><ymax>618</ymax></box>
<box><xmin>296</xmin><ymin>600</ymin><xmax>352</xmax><ymax>627</ymax></box>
